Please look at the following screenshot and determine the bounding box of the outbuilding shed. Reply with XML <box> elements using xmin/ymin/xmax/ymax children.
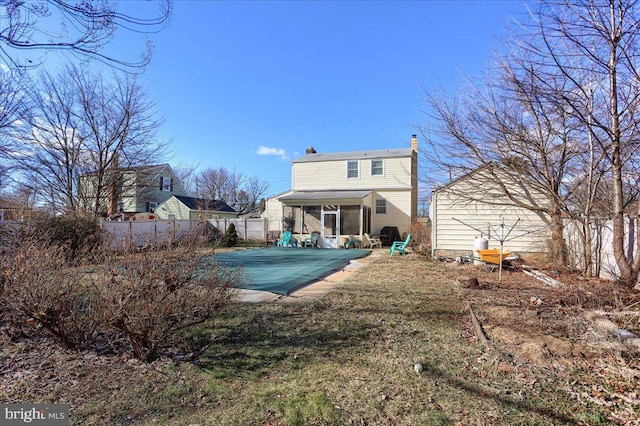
<box><xmin>429</xmin><ymin>167</ymin><xmax>552</xmax><ymax>261</ymax></box>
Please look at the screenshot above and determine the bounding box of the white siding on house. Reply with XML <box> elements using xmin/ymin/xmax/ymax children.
<box><xmin>293</xmin><ymin>156</ymin><xmax>412</xmax><ymax>191</ymax></box>
<box><xmin>262</xmin><ymin>190</ymin><xmax>292</xmax><ymax>232</ymax></box>
<box><xmin>263</xmin><ymin>143</ymin><xmax>418</xmax><ymax>245</ymax></box>
<box><xmin>371</xmin><ymin>189</ymin><xmax>412</xmax><ymax>237</ymax></box>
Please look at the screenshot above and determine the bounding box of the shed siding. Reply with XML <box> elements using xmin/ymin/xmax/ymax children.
<box><xmin>431</xmin><ymin>172</ymin><xmax>551</xmax><ymax>258</ymax></box>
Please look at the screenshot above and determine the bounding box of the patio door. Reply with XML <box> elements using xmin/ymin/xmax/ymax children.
<box><xmin>321</xmin><ymin>210</ymin><xmax>338</xmax><ymax>248</ymax></box>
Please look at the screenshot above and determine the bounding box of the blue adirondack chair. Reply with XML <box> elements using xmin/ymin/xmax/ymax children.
<box><xmin>277</xmin><ymin>230</ymin><xmax>293</xmax><ymax>247</ymax></box>
<box><xmin>390</xmin><ymin>234</ymin><xmax>411</xmax><ymax>256</ymax></box>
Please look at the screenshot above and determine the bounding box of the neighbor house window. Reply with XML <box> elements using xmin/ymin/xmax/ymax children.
<box><xmin>371</xmin><ymin>159</ymin><xmax>384</xmax><ymax>176</ymax></box>
<box><xmin>146</xmin><ymin>202</ymin><xmax>158</xmax><ymax>213</ymax></box>
<box><xmin>160</xmin><ymin>176</ymin><xmax>173</xmax><ymax>192</ymax></box>
<box><xmin>375</xmin><ymin>199</ymin><xmax>387</xmax><ymax>215</ymax></box>
<box><xmin>347</xmin><ymin>160</ymin><xmax>359</xmax><ymax>178</ymax></box>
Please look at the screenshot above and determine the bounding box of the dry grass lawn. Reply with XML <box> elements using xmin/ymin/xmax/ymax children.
<box><xmin>2</xmin><ymin>252</ymin><xmax>640</xmax><ymax>425</ymax></box>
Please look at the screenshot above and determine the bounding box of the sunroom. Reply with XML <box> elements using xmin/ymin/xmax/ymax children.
<box><xmin>278</xmin><ymin>190</ymin><xmax>373</xmax><ymax>248</ymax></box>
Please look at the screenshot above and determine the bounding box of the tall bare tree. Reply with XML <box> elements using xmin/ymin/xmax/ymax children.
<box><xmin>16</xmin><ymin>64</ymin><xmax>166</xmax><ymax>215</ymax></box>
<box><xmin>0</xmin><ymin>67</ymin><xmax>28</xmax><ymax>190</ymax></box>
<box><xmin>523</xmin><ymin>0</ymin><xmax>640</xmax><ymax>287</ymax></box>
<box><xmin>0</xmin><ymin>0</ymin><xmax>172</xmax><ymax>72</ymax></box>
<box><xmin>195</xmin><ymin>167</ymin><xmax>269</xmax><ymax>215</ymax></box>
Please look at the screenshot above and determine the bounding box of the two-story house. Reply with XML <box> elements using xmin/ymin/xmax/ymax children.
<box><xmin>263</xmin><ymin>135</ymin><xmax>418</xmax><ymax>248</ymax></box>
<box><xmin>79</xmin><ymin>163</ymin><xmax>188</xmax><ymax>217</ymax></box>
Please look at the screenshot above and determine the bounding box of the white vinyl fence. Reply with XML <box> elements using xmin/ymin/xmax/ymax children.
<box><xmin>100</xmin><ymin>217</ymin><xmax>267</xmax><ymax>247</ymax></box>
<box><xmin>565</xmin><ymin>216</ymin><xmax>639</xmax><ymax>282</ymax></box>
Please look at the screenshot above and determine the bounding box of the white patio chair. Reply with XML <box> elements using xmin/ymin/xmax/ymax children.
<box><xmin>364</xmin><ymin>233</ymin><xmax>382</xmax><ymax>249</ymax></box>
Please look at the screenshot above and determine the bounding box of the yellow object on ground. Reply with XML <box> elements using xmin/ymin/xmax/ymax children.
<box><xmin>477</xmin><ymin>249</ymin><xmax>511</xmax><ymax>264</ymax></box>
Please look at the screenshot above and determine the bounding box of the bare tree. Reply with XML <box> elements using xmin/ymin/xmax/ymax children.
<box><xmin>16</xmin><ymin>64</ymin><xmax>166</xmax><ymax>215</ymax></box>
<box><xmin>0</xmin><ymin>0</ymin><xmax>172</xmax><ymax>72</ymax></box>
<box><xmin>0</xmin><ymin>67</ymin><xmax>28</xmax><ymax>189</ymax></box>
<box><xmin>195</xmin><ymin>167</ymin><xmax>269</xmax><ymax>215</ymax></box>
<box><xmin>172</xmin><ymin>163</ymin><xmax>197</xmax><ymax>195</ymax></box>
<box><xmin>523</xmin><ymin>0</ymin><xmax>640</xmax><ymax>287</ymax></box>
<box><xmin>421</xmin><ymin>50</ymin><xmax>586</xmax><ymax>266</ymax></box>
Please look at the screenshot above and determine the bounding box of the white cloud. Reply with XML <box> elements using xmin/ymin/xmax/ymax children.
<box><xmin>257</xmin><ymin>145</ymin><xmax>288</xmax><ymax>161</ymax></box>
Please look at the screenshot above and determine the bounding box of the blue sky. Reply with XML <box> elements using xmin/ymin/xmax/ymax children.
<box><xmin>110</xmin><ymin>0</ymin><xmax>530</xmax><ymax>198</ymax></box>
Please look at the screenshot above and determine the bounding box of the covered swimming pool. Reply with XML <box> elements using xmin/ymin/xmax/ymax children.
<box><xmin>213</xmin><ymin>247</ymin><xmax>371</xmax><ymax>295</ymax></box>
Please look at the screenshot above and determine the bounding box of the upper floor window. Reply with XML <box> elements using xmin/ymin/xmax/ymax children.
<box><xmin>347</xmin><ymin>160</ymin><xmax>359</xmax><ymax>179</ymax></box>
<box><xmin>371</xmin><ymin>159</ymin><xmax>384</xmax><ymax>176</ymax></box>
<box><xmin>375</xmin><ymin>198</ymin><xmax>387</xmax><ymax>215</ymax></box>
<box><xmin>160</xmin><ymin>176</ymin><xmax>173</xmax><ymax>192</ymax></box>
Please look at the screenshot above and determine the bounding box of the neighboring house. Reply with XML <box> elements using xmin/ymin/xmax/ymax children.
<box><xmin>429</xmin><ymin>166</ymin><xmax>551</xmax><ymax>260</ymax></box>
<box><xmin>80</xmin><ymin>164</ymin><xmax>188</xmax><ymax>216</ymax></box>
<box><xmin>155</xmin><ymin>195</ymin><xmax>237</xmax><ymax>220</ymax></box>
<box><xmin>262</xmin><ymin>135</ymin><xmax>419</xmax><ymax>248</ymax></box>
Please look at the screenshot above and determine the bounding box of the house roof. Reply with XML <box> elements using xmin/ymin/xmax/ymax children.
<box><xmin>82</xmin><ymin>163</ymin><xmax>173</xmax><ymax>176</ymax></box>
<box><xmin>278</xmin><ymin>190</ymin><xmax>372</xmax><ymax>203</ymax></box>
<box><xmin>173</xmin><ymin>195</ymin><xmax>236</xmax><ymax>213</ymax></box>
<box><xmin>292</xmin><ymin>148</ymin><xmax>412</xmax><ymax>163</ymax></box>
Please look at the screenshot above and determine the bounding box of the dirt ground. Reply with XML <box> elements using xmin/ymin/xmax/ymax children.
<box><xmin>450</xmin><ymin>259</ymin><xmax>640</xmax><ymax>424</ymax></box>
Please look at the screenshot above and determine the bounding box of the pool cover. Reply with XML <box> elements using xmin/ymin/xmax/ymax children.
<box><xmin>213</xmin><ymin>247</ymin><xmax>372</xmax><ymax>295</ymax></box>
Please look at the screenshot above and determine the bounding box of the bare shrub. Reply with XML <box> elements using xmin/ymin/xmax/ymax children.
<box><xmin>19</xmin><ymin>215</ymin><xmax>104</xmax><ymax>264</ymax></box>
<box><xmin>0</xmin><ymin>240</ymin><xmax>101</xmax><ymax>348</ymax></box>
<box><xmin>97</xmin><ymin>237</ymin><xmax>241</xmax><ymax>362</ymax></box>
<box><xmin>408</xmin><ymin>220</ymin><xmax>431</xmax><ymax>257</ymax></box>
<box><xmin>1</xmin><ymin>228</ymin><xmax>241</xmax><ymax>362</ymax></box>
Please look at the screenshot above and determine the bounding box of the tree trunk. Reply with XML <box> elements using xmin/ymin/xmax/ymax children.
<box><xmin>548</xmin><ymin>206</ymin><xmax>566</xmax><ymax>267</ymax></box>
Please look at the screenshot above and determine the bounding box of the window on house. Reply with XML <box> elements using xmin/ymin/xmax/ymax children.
<box><xmin>375</xmin><ymin>199</ymin><xmax>387</xmax><ymax>215</ymax></box>
<box><xmin>347</xmin><ymin>160</ymin><xmax>359</xmax><ymax>179</ymax></box>
<box><xmin>146</xmin><ymin>202</ymin><xmax>158</xmax><ymax>213</ymax></box>
<box><xmin>371</xmin><ymin>159</ymin><xmax>384</xmax><ymax>176</ymax></box>
<box><xmin>160</xmin><ymin>176</ymin><xmax>173</xmax><ymax>192</ymax></box>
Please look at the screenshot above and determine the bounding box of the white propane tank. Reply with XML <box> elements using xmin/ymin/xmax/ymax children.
<box><xmin>473</xmin><ymin>237</ymin><xmax>489</xmax><ymax>266</ymax></box>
